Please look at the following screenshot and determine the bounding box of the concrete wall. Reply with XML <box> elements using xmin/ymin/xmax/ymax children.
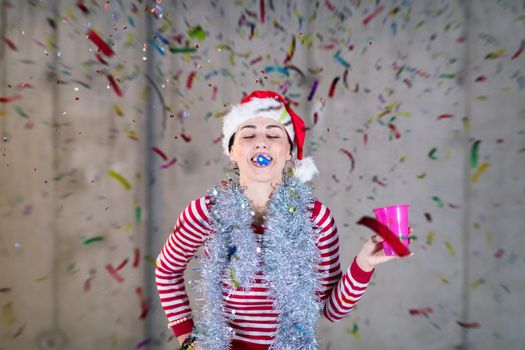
<box><xmin>1</xmin><ymin>1</ymin><xmax>524</xmax><ymax>349</ymax></box>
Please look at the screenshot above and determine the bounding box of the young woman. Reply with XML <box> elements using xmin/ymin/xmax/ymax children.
<box><xmin>155</xmin><ymin>90</ymin><xmax>413</xmax><ymax>350</ymax></box>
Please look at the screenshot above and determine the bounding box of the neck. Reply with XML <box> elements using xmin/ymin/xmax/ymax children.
<box><xmin>239</xmin><ymin>177</ymin><xmax>282</xmax><ymax>213</ymax></box>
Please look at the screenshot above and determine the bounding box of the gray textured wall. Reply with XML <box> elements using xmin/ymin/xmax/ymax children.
<box><xmin>1</xmin><ymin>1</ymin><xmax>524</xmax><ymax>350</ymax></box>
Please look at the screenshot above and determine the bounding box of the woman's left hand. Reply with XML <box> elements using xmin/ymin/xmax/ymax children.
<box><xmin>355</xmin><ymin>227</ymin><xmax>414</xmax><ymax>272</ymax></box>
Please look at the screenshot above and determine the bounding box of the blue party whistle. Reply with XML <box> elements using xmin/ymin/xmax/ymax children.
<box><xmin>255</xmin><ymin>154</ymin><xmax>271</xmax><ymax>167</ymax></box>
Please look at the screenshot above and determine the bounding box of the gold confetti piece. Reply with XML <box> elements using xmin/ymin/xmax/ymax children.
<box><xmin>471</xmin><ymin>162</ymin><xmax>490</xmax><ymax>183</ymax></box>
<box><xmin>435</xmin><ymin>272</ymin><xmax>450</xmax><ymax>284</ymax></box>
<box><xmin>485</xmin><ymin>231</ymin><xmax>493</xmax><ymax>246</ymax></box>
<box><xmin>469</xmin><ymin>278</ymin><xmax>486</xmax><ymax>290</ymax></box>
<box><xmin>445</xmin><ymin>241</ymin><xmax>456</xmax><ymax>256</ymax></box>
<box><xmin>108</xmin><ymin>170</ymin><xmax>132</xmax><ymax>190</ymax></box>
<box><xmin>426</xmin><ymin>231</ymin><xmax>436</xmax><ymax>245</ymax></box>
<box><xmin>3</xmin><ymin>302</ymin><xmax>15</xmax><ymax>325</ymax></box>
<box><xmin>0</xmin><ymin>110</ymin><xmax>6</xmax><ymax>118</ymax></box>
<box><xmin>484</xmin><ymin>48</ymin><xmax>505</xmax><ymax>59</ymax></box>
<box><xmin>34</xmin><ymin>275</ymin><xmax>48</xmax><ymax>282</ymax></box>
<box><xmin>113</xmin><ymin>103</ymin><xmax>123</xmax><ymax>116</ymax></box>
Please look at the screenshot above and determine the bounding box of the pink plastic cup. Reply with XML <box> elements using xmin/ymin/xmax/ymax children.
<box><xmin>372</xmin><ymin>204</ymin><xmax>410</xmax><ymax>256</ymax></box>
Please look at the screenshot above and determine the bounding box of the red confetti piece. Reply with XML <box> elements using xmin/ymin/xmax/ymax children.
<box><xmin>424</xmin><ymin>212</ymin><xmax>432</xmax><ymax>222</ymax></box>
<box><xmin>84</xmin><ymin>276</ymin><xmax>94</xmax><ymax>292</ymax></box>
<box><xmin>106</xmin><ymin>264</ymin><xmax>124</xmax><ymax>283</ymax></box>
<box><xmin>212</xmin><ymin>85</ymin><xmax>218</xmax><ymax>100</ymax></box>
<box><xmin>106</xmin><ymin>74</ymin><xmax>122</xmax><ymax>97</ymax></box>
<box><xmin>160</xmin><ymin>157</ymin><xmax>177</xmax><ymax>169</ymax></box>
<box><xmin>133</xmin><ymin>248</ymin><xmax>140</xmax><ymax>268</ymax></box>
<box><xmin>437</xmin><ymin>114</ymin><xmax>454</xmax><ymax>120</ymax></box>
<box><xmin>260</xmin><ymin>0</ymin><xmax>265</xmax><ymax>24</ymax></box>
<box><xmin>475</xmin><ymin>76</ymin><xmax>487</xmax><ymax>82</ymax></box>
<box><xmin>250</xmin><ymin>55</ymin><xmax>263</xmax><ymax>65</ymax></box>
<box><xmin>86</xmin><ymin>30</ymin><xmax>115</xmax><ymax>57</ymax></box>
<box><xmin>95</xmin><ymin>52</ymin><xmax>108</xmax><ymax>65</ymax></box>
<box><xmin>328</xmin><ymin>76</ymin><xmax>340</xmax><ymax>98</ymax></box>
<box><xmin>494</xmin><ymin>248</ymin><xmax>505</xmax><ymax>258</ymax></box>
<box><xmin>76</xmin><ymin>0</ymin><xmax>90</xmax><ymax>14</ymax></box>
<box><xmin>3</xmin><ymin>36</ymin><xmax>17</xmax><ymax>51</ymax></box>
<box><xmin>511</xmin><ymin>39</ymin><xmax>524</xmax><ymax>60</ymax></box>
<box><xmin>325</xmin><ymin>0</ymin><xmax>335</xmax><ymax>12</ymax></box>
<box><xmin>388</xmin><ymin>124</ymin><xmax>401</xmax><ymax>139</ymax></box>
<box><xmin>313</xmin><ymin>112</ymin><xmax>318</xmax><ymax>125</ymax></box>
<box><xmin>356</xmin><ymin>216</ymin><xmax>411</xmax><ymax>257</ymax></box>
<box><xmin>339</xmin><ymin>148</ymin><xmax>355</xmax><ymax>173</ymax></box>
<box><xmin>457</xmin><ymin>321</ymin><xmax>480</xmax><ymax>329</ymax></box>
<box><xmin>362</xmin><ymin>5</ymin><xmax>384</xmax><ymax>26</ymax></box>
<box><xmin>212</xmin><ymin>135</ymin><xmax>223</xmax><ymax>144</ymax></box>
<box><xmin>180</xmin><ymin>133</ymin><xmax>192</xmax><ymax>142</ymax></box>
<box><xmin>136</xmin><ymin>287</ymin><xmax>149</xmax><ymax>320</ymax></box>
<box><xmin>447</xmin><ymin>202</ymin><xmax>461</xmax><ymax>209</ymax></box>
<box><xmin>320</xmin><ymin>44</ymin><xmax>335</xmax><ymax>50</ymax></box>
<box><xmin>364</xmin><ymin>133</ymin><xmax>368</xmax><ymax>145</ymax></box>
<box><xmin>409</xmin><ymin>307</ymin><xmax>433</xmax><ymax>316</ymax></box>
<box><xmin>403</xmin><ymin>78</ymin><xmax>412</xmax><ymax>88</ymax></box>
<box><xmin>186</xmin><ymin>71</ymin><xmax>196</xmax><ymax>89</ymax></box>
<box><xmin>0</xmin><ymin>95</ymin><xmax>22</xmax><ymax>103</ymax></box>
<box><xmin>372</xmin><ymin>176</ymin><xmax>387</xmax><ymax>187</ymax></box>
<box><xmin>115</xmin><ymin>258</ymin><xmax>129</xmax><ymax>272</ymax></box>
<box><xmin>152</xmin><ymin>146</ymin><xmax>168</xmax><ymax>161</ymax></box>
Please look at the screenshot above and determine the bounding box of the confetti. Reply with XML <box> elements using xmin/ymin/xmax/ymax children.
<box><xmin>160</xmin><ymin>157</ymin><xmax>177</xmax><ymax>169</ymax></box>
<box><xmin>432</xmin><ymin>196</ymin><xmax>444</xmax><ymax>208</ymax></box>
<box><xmin>260</xmin><ymin>0</ymin><xmax>265</xmax><ymax>24</ymax></box>
<box><xmin>84</xmin><ymin>276</ymin><xmax>94</xmax><ymax>292</ymax></box>
<box><xmin>470</xmin><ymin>140</ymin><xmax>481</xmax><ymax>168</ymax></box>
<box><xmin>136</xmin><ymin>287</ymin><xmax>149</xmax><ymax>320</ymax></box>
<box><xmin>188</xmin><ymin>25</ymin><xmax>206</xmax><ymax>42</ymax></box>
<box><xmin>86</xmin><ymin>30</ymin><xmax>115</xmax><ymax>57</ymax></box>
<box><xmin>437</xmin><ymin>114</ymin><xmax>454</xmax><ymax>120</ymax></box>
<box><xmin>457</xmin><ymin>321</ymin><xmax>480</xmax><ymax>329</ymax></box>
<box><xmin>484</xmin><ymin>49</ymin><xmax>505</xmax><ymax>59</ymax></box>
<box><xmin>469</xmin><ymin>278</ymin><xmax>486</xmax><ymax>290</ymax></box>
<box><xmin>339</xmin><ymin>148</ymin><xmax>355</xmax><ymax>173</ymax></box>
<box><xmin>152</xmin><ymin>147</ymin><xmax>168</xmax><ymax>161</ymax></box>
<box><xmin>334</xmin><ymin>51</ymin><xmax>350</xmax><ymax>69</ymax></box>
<box><xmin>470</xmin><ymin>162</ymin><xmax>490</xmax><ymax>183</ymax></box>
<box><xmin>0</xmin><ymin>95</ymin><xmax>22</xmax><ymax>103</ymax></box>
<box><xmin>108</xmin><ymin>169</ymin><xmax>131</xmax><ymax>190</ymax></box>
<box><xmin>186</xmin><ymin>71</ymin><xmax>196</xmax><ymax>89</ymax></box>
<box><xmin>3</xmin><ymin>36</ymin><xmax>18</xmax><ymax>51</ymax></box>
<box><xmin>284</xmin><ymin>36</ymin><xmax>296</xmax><ymax>64</ymax></box>
<box><xmin>356</xmin><ymin>216</ymin><xmax>411</xmax><ymax>257</ymax></box>
<box><xmin>3</xmin><ymin>302</ymin><xmax>15</xmax><ymax>325</ymax></box>
<box><xmin>328</xmin><ymin>76</ymin><xmax>340</xmax><ymax>98</ymax></box>
<box><xmin>363</xmin><ymin>5</ymin><xmax>384</xmax><ymax>26</ymax></box>
<box><xmin>409</xmin><ymin>307</ymin><xmax>433</xmax><ymax>316</ymax></box>
<box><xmin>106</xmin><ymin>264</ymin><xmax>124</xmax><ymax>283</ymax></box>
<box><xmin>444</xmin><ymin>241</ymin><xmax>456</xmax><ymax>256</ymax></box>
<box><xmin>133</xmin><ymin>248</ymin><xmax>140</xmax><ymax>268</ymax></box>
<box><xmin>511</xmin><ymin>39</ymin><xmax>524</xmax><ymax>60</ymax></box>
<box><xmin>107</xmin><ymin>74</ymin><xmax>122</xmax><ymax>97</ymax></box>
<box><xmin>136</xmin><ymin>338</ymin><xmax>151</xmax><ymax>348</ymax></box>
<box><xmin>83</xmin><ymin>236</ymin><xmax>104</xmax><ymax>245</ymax></box>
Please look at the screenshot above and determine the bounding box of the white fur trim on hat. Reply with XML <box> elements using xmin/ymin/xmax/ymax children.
<box><xmin>294</xmin><ymin>156</ymin><xmax>319</xmax><ymax>183</ymax></box>
<box><xmin>222</xmin><ymin>97</ymin><xmax>295</xmax><ymax>156</ymax></box>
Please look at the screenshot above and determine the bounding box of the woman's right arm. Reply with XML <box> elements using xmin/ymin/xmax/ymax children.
<box><xmin>155</xmin><ymin>196</ymin><xmax>212</xmax><ymax>342</ymax></box>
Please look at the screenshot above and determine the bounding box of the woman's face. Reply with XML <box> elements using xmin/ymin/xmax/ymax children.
<box><xmin>230</xmin><ymin>117</ymin><xmax>292</xmax><ymax>185</ymax></box>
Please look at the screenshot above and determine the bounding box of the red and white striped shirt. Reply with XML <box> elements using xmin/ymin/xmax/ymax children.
<box><xmin>156</xmin><ymin>196</ymin><xmax>374</xmax><ymax>349</ymax></box>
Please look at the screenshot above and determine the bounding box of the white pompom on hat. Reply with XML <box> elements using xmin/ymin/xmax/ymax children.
<box><xmin>222</xmin><ymin>90</ymin><xmax>318</xmax><ymax>183</ymax></box>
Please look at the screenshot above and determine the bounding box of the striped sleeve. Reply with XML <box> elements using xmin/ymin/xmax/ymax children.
<box><xmin>310</xmin><ymin>200</ymin><xmax>375</xmax><ymax>322</ymax></box>
<box><xmin>155</xmin><ymin>196</ymin><xmax>213</xmax><ymax>336</ymax></box>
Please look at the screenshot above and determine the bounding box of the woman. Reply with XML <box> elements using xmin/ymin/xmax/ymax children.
<box><xmin>155</xmin><ymin>90</ymin><xmax>413</xmax><ymax>350</ymax></box>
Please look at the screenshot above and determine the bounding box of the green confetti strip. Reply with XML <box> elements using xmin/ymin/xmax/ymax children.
<box><xmin>470</xmin><ymin>140</ymin><xmax>481</xmax><ymax>168</ymax></box>
<box><xmin>432</xmin><ymin>196</ymin><xmax>444</xmax><ymax>208</ymax></box>
<box><xmin>428</xmin><ymin>147</ymin><xmax>438</xmax><ymax>160</ymax></box>
<box><xmin>135</xmin><ymin>206</ymin><xmax>142</xmax><ymax>225</ymax></box>
<box><xmin>83</xmin><ymin>236</ymin><xmax>104</xmax><ymax>245</ymax></box>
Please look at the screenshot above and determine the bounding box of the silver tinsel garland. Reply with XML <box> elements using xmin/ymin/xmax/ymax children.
<box><xmin>193</xmin><ymin>175</ymin><xmax>324</xmax><ymax>350</ymax></box>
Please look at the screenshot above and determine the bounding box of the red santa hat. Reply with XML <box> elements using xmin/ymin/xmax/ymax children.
<box><xmin>222</xmin><ymin>90</ymin><xmax>318</xmax><ymax>183</ymax></box>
